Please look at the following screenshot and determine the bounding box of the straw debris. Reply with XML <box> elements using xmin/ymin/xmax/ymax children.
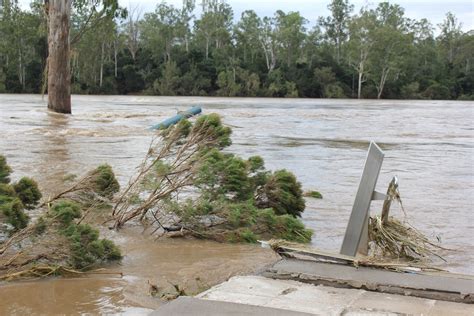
<box><xmin>369</xmin><ymin>215</ymin><xmax>447</xmax><ymax>262</ymax></box>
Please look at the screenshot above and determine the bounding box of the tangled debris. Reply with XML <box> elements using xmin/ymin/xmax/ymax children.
<box><xmin>113</xmin><ymin>114</ymin><xmax>313</xmax><ymax>243</ymax></box>
<box><xmin>369</xmin><ymin>215</ymin><xmax>447</xmax><ymax>262</ymax></box>
<box><xmin>367</xmin><ymin>185</ymin><xmax>448</xmax><ymax>263</ymax></box>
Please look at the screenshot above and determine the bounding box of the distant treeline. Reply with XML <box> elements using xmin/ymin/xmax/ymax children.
<box><xmin>0</xmin><ymin>0</ymin><xmax>472</xmax><ymax>99</ymax></box>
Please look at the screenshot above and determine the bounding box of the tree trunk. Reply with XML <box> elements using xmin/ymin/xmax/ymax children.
<box><xmin>47</xmin><ymin>0</ymin><xmax>72</xmax><ymax>114</ymax></box>
<box><xmin>114</xmin><ymin>40</ymin><xmax>118</xmax><ymax>77</ymax></box>
<box><xmin>357</xmin><ymin>67</ymin><xmax>363</xmax><ymax>99</ymax></box>
<box><xmin>100</xmin><ymin>41</ymin><xmax>104</xmax><ymax>88</ymax></box>
<box><xmin>377</xmin><ymin>68</ymin><xmax>390</xmax><ymax>99</ymax></box>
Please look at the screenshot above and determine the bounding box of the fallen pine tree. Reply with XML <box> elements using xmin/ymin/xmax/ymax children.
<box><xmin>112</xmin><ymin>113</ymin><xmax>313</xmax><ymax>243</ymax></box>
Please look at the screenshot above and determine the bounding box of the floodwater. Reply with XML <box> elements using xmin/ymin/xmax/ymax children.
<box><xmin>0</xmin><ymin>95</ymin><xmax>473</xmax><ymax>313</ymax></box>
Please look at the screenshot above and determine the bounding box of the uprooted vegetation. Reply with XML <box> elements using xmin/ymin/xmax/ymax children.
<box><xmin>0</xmin><ymin>114</ymin><xmax>314</xmax><ymax>281</ymax></box>
<box><xmin>0</xmin><ymin>156</ymin><xmax>122</xmax><ymax>281</ymax></box>
<box><xmin>113</xmin><ymin>113</ymin><xmax>313</xmax><ymax>243</ymax></box>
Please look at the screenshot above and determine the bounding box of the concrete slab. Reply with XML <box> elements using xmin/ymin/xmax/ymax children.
<box><xmin>198</xmin><ymin>275</ymin><xmax>363</xmax><ymax>315</ymax></box>
<box><xmin>195</xmin><ymin>276</ymin><xmax>474</xmax><ymax>315</ymax></box>
<box><xmin>149</xmin><ymin>296</ymin><xmax>312</xmax><ymax>316</ymax></box>
<box><xmin>263</xmin><ymin>259</ymin><xmax>474</xmax><ymax>303</ymax></box>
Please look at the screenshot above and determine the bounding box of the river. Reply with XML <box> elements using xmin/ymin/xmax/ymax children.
<box><xmin>0</xmin><ymin>95</ymin><xmax>473</xmax><ymax>313</ymax></box>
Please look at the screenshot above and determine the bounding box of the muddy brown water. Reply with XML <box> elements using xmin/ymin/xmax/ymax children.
<box><xmin>0</xmin><ymin>95</ymin><xmax>473</xmax><ymax>313</ymax></box>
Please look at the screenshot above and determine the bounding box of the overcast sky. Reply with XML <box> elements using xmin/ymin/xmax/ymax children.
<box><xmin>19</xmin><ymin>0</ymin><xmax>474</xmax><ymax>32</ymax></box>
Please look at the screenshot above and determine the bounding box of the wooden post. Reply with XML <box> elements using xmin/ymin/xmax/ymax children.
<box><xmin>47</xmin><ymin>0</ymin><xmax>72</xmax><ymax>114</ymax></box>
<box><xmin>340</xmin><ymin>142</ymin><xmax>384</xmax><ymax>257</ymax></box>
<box><xmin>381</xmin><ymin>176</ymin><xmax>398</xmax><ymax>224</ymax></box>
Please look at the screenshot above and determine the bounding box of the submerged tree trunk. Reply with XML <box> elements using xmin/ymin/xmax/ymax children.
<box><xmin>47</xmin><ymin>0</ymin><xmax>72</xmax><ymax>114</ymax></box>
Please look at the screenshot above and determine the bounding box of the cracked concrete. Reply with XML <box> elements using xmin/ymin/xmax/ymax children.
<box><xmin>195</xmin><ymin>275</ymin><xmax>474</xmax><ymax>315</ymax></box>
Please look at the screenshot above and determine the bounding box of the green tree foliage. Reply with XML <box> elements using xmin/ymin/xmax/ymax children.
<box><xmin>91</xmin><ymin>164</ymin><xmax>120</xmax><ymax>198</ymax></box>
<box><xmin>0</xmin><ymin>156</ymin><xmax>36</xmax><ymax>231</ymax></box>
<box><xmin>0</xmin><ymin>155</ymin><xmax>12</xmax><ymax>184</ymax></box>
<box><xmin>319</xmin><ymin>0</ymin><xmax>354</xmax><ymax>63</ymax></box>
<box><xmin>51</xmin><ymin>200</ymin><xmax>82</xmax><ymax>226</ymax></box>
<box><xmin>13</xmin><ymin>177</ymin><xmax>42</xmax><ymax>209</ymax></box>
<box><xmin>64</xmin><ymin>223</ymin><xmax>121</xmax><ymax>269</ymax></box>
<box><xmin>256</xmin><ymin>170</ymin><xmax>305</xmax><ymax>217</ymax></box>
<box><xmin>0</xmin><ymin>0</ymin><xmax>472</xmax><ymax>99</ymax></box>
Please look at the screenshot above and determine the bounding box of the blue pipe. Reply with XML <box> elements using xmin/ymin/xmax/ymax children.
<box><xmin>150</xmin><ymin>106</ymin><xmax>202</xmax><ymax>130</ymax></box>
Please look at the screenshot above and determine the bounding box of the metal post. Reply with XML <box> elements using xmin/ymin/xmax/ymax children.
<box><xmin>340</xmin><ymin>142</ymin><xmax>385</xmax><ymax>257</ymax></box>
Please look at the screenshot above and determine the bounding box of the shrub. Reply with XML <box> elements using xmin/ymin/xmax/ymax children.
<box><xmin>13</xmin><ymin>177</ymin><xmax>42</xmax><ymax>209</ymax></box>
<box><xmin>193</xmin><ymin>114</ymin><xmax>232</xmax><ymax>148</ymax></box>
<box><xmin>65</xmin><ymin>223</ymin><xmax>122</xmax><ymax>269</ymax></box>
<box><xmin>1</xmin><ymin>197</ymin><xmax>29</xmax><ymax>231</ymax></box>
<box><xmin>274</xmin><ymin>214</ymin><xmax>313</xmax><ymax>243</ymax></box>
<box><xmin>0</xmin><ymin>183</ymin><xmax>16</xmax><ymax>197</ymax></box>
<box><xmin>226</xmin><ymin>202</ymin><xmax>258</xmax><ymax>228</ymax></box>
<box><xmin>92</xmin><ymin>164</ymin><xmax>120</xmax><ymax>198</ymax></box>
<box><xmin>196</xmin><ymin>149</ymin><xmax>252</xmax><ymax>200</ymax></box>
<box><xmin>257</xmin><ymin>169</ymin><xmax>305</xmax><ymax>217</ymax></box>
<box><xmin>50</xmin><ymin>200</ymin><xmax>81</xmax><ymax>226</ymax></box>
<box><xmin>0</xmin><ymin>155</ymin><xmax>12</xmax><ymax>184</ymax></box>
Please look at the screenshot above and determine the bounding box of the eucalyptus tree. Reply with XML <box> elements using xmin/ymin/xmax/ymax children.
<box><xmin>318</xmin><ymin>0</ymin><xmax>354</xmax><ymax>63</ymax></box>
<box><xmin>368</xmin><ymin>2</ymin><xmax>411</xmax><ymax>99</ymax></box>
<box><xmin>179</xmin><ymin>0</ymin><xmax>196</xmax><ymax>53</ymax></box>
<box><xmin>258</xmin><ymin>16</ymin><xmax>278</xmax><ymax>73</ymax></box>
<box><xmin>235</xmin><ymin>10</ymin><xmax>261</xmax><ymax>65</ymax></box>
<box><xmin>123</xmin><ymin>5</ymin><xmax>141</xmax><ymax>61</ymax></box>
<box><xmin>194</xmin><ymin>0</ymin><xmax>233</xmax><ymax>59</ymax></box>
<box><xmin>140</xmin><ymin>2</ymin><xmax>182</xmax><ymax>64</ymax></box>
<box><xmin>437</xmin><ymin>12</ymin><xmax>462</xmax><ymax>64</ymax></box>
<box><xmin>347</xmin><ymin>8</ymin><xmax>376</xmax><ymax>99</ymax></box>
<box><xmin>46</xmin><ymin>0</ymin><xmax>126</xmax><ymax>113</ymax></box>
<box><xmin>274</xmin><ymin>10</ymin><xmax>308</xmax><ymax>67</ymax></box>
<box><xmin>0</xmin><ymin>0</ymin><xmax>44</xmax><ymax>92</ymax></box>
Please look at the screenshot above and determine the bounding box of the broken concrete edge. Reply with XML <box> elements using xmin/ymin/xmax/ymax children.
<box><xmin>273</xmin><ymin>244</ymin><xmax>467</xmax><ymax>276</ymax></box>
<box><xmin>150</xmin><ymin>296</ymin><xmax>313</xmax><ymax>316</ymax></box>
<box><xmin>262</xmin><ymin>267</ymin><xmax>474</xmax><ymax>304</ymax></box>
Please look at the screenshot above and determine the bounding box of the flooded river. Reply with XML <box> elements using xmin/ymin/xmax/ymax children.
<box><xmin>0</xmin><ymin>95</ymin><xmax>473</xmax><ymax>313</ymax></box>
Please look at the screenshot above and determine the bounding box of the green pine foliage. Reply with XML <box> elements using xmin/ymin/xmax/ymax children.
<box><xmin>50</xmin><ymin>200</ymin><xmax>82</xmax><ymax>226</ymax></box>
<box><xmin>0</xmin><ymin>156</ymin><xmax>30</xmax><ymax>231</ymax></box>
<box><xmin>0</xmin><ymin>197</ymin><xmax>29</xmax><ymax>231</ymax></box>
<box><xmin>193</xmin><ymin>114</ymin><xmax>232</xmax><ymax>149</ymax></box>
<box><xmin>92</xmin><ymin>164</ymin><xmax>120</xmax><ymax>198</ymax></box>
<box><xmin>0</xmin><ymin>183</ymin><xmax>16</xmax><ymax>197</ymax></box>
<box><xmin>50</xmin><ymin>199</ymin><xmax>122</xmax><ymax>269</ymax></box>
<box><xmin>64</xmin><ymin>223</ymin><xmax>122</xmax><ymax>269</ymax></box>
<box><xmin>13</xmin><ymin>177</ymin><xmax>42</xmax><ymax>209</ymax></box>
<box><xmin>256</xmin><ymin>170</ymin><xmax>306</xmax><ymax>217</ymax></box>
<box><xmin>0</xmin><ymin>155</ymin><xmax>12</xmax><ymax>184</ymax></box>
